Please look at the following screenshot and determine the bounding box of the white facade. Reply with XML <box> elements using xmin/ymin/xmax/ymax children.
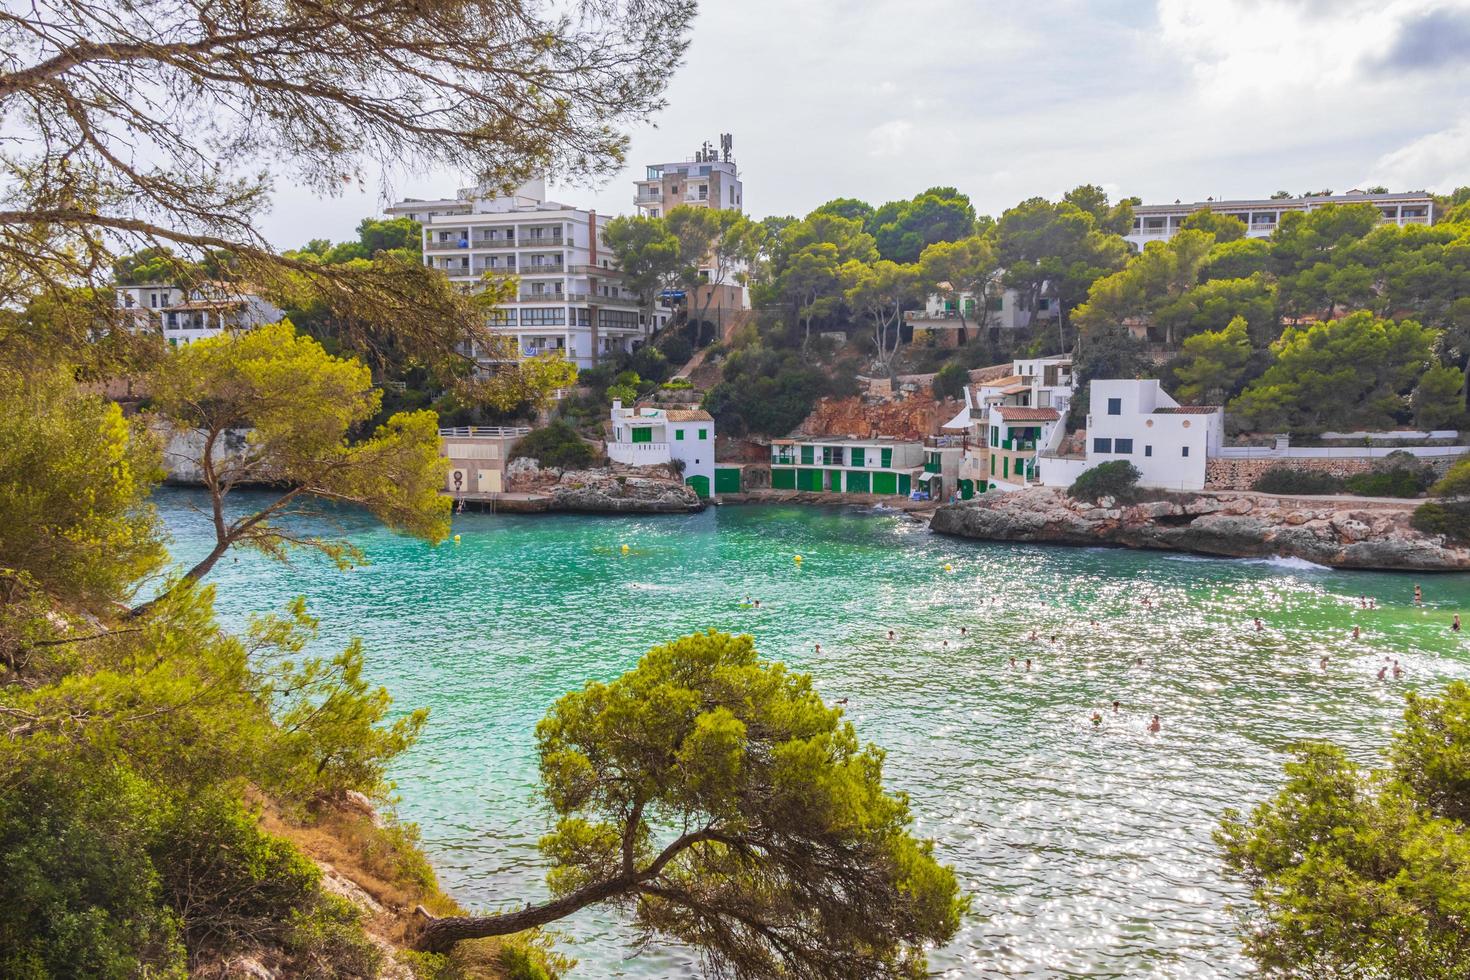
<box><xmin>1042</xmin><ymin>379</ymin><xmax>1224</xmax><ymax>491</ymax></box>
<box><xmin>389</xmin><ymin>180</ymin><xmax>650</xmax><ymax>370</ymax></box>
<box><xmin>946</xmin><ymin>356</ymin><xmax>1076</xmax><ymax>493</ymax></box>
<box><xmin>907</xmin><ymin>281</ymin><xmax>1059</xmax><ymax>333</ymax></box>
<box><xmin>607</xmin><ymin>400</ymin><xmax>715</xmax><ymax>496</ymax></box>
<box><xmin>115</xmin><ymin>282</ymin><xmax>284</xmax><ymax>345</ymax></box>
<box><xmin>1125</xmin><ymin>190</ymin><xmax>1434</xmax><ymax>249</ymax></box>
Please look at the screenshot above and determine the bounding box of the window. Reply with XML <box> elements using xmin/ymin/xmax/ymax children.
<box><xmin>1145</xmin><ymin>445</ymin><xmax>1152</xmax><ymax>457</ymax></box>
<box><xmin>1115</xmin><ymin>439</ymin><xmax>1133</xmax><ymax>454</ymax></box>
<box><xmin>851</xmin><ymin>447</ymin><xmax>866</xmax><ymax>467</ymax></box>
<box><xmin>880</xmin><ymin>448</ymin><xmax>893</xmax><ymax>468</ymax></box>
<box><xmin>520</xmin><ymin>308</ymin><xmax>565</xmax><ymax>326</ymax></box>
<box><xmin>698</xmin><ymin>429</ymin><xmax>708</xmax><ymax>440</ymax></box>
<box><xmin>675</xmin><ymin>429</ymin><xmax>685</xmax><ymax>441</ymax></box>
<box><xmin>1107</xmin><ymin>397</ymin><xmax>1122</xmax><ymax>416</ymax></box>
<box><xmin>1182</xmin><ymin>445</ymin><xmax>1190</xmax><ymax>457</ymax></box>
<box><xmin>1093</xmin><ymin>438</ymin><xmax>1112</xmax><ymax>454</ymax></box>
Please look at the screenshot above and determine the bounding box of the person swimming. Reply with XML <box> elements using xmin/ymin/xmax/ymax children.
<box><xmin>1024</xmin><ymin>658</ymin><xmax>1032</xmax><ymax>671</ymax></box>
<box><xmin>1029</xmin><ymin>630</ymin><xmax>1039</xmax><ymax>641</ymax></box>
<box><xmin>1091</xmin><ymin>712</ymin><xmax>1103</xmax><ymax>727</ymax></box>
<box><xmin>1009</xmin><ymin>656</ymin><xmax>1018</xmax><ymax>669</ymax></box>
<box><xmin>1414</xmin><ymin>584</ymin><xmax>1423</xmax><ymax>605</ymax></box>
<box><xmin>814</xmin><ymin>642</ymin><xmax>821</xmax><ymax>653</ymax></box>
<box><xmin>1378</xmin><ymin>664</ymin><xmax>1388</xmax><ymax>681</ymax></box>
<box><xmin>887</xmin><ymin>629</ymin><xmax>895</xmax><ymax>641</ymax></box>
<box><xmin>1135</xmin><ymin>656</ymin><xmax>1144</xmax><ymax>667</ymax></box>
<box><xmin>1321</xmin><ymin>655</ymin><xmax>1329</xmax><ymax>670</ymax></box>
<box><xmin>1454</xmin><ymin>614</ymin><xmax>1462</xmax><ymax>633</ymax></box>
<box><xmin>1149</xmin><ymin>714</ymin><xmax>1161</xmax><ymax>733</ymax></box>
<box><xmin>834</xmin><ymin>697</ymin><xmax>849</xmax><ymax>706</ymax></box>
<box><xmin>753</xmin><ymin>599</ymin><xmax>761</xmax><ymax>608</ymax></box>
<box><xmin>1254</xmin><ymin>617</ymin><xmax>1263</xmax><ymax>631</ymax></box>
<box><xmin>1393</xmin><ymin>660</ymin><xmax>1404</xmax><ymax>678</ymax></box>
<box><xmin>942</xmin><ymin>640</ymin><xmax>949</xmax><ymax>648</ymax></box>
<box><xmin>1352</xmin><ymin>625</ymin><xmax>1361</xmax><ymax>639</ymax></box>
<box><xmin>960</xmin><ymin>626</ymin><xmax>968</xmax><ymax>637</ymax></box>
<box><xmin>1112</xmin><ymin>700</ymin><xmax>1121</xmax><ymax>713</ymax></box>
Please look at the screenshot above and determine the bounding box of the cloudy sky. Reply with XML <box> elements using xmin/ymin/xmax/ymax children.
<box><xmin>260</xmin><ymin>0</ymin><xmax>1470</xmax><ymax>248</ymax></box>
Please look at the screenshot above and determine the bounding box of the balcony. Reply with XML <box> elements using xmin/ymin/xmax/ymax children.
<box><xmin>519</xmin><ymin>292</ymin><xmax>565</xmax><ymax>303</ymax></box>
<box><xmin>608</xmin><ymin>441</ymin><xmax>672</xmax><ymax>466</ymax></box>
<box><xmin>469</xmin><ymin>237</ymin><xmax>518</xmax><ymax>249</ymax></box>
<box><xmin>426</xmin><ymin>240</ymin><xmax>471</xmax><ymax>251</ymax></box>
<box><xmin>771</xmin><ymin>453</ymin><xmax>798</xmax><ymax>466</ymax></box>
<box><xmin>520</xmin><ymin>233</ymin><xmax>564</xmax><ymax>246</ymax></box>
<box><xmin>519</xmin><ymin>262</ymin><xmax>565</xmax><ymax>274</ymax></box>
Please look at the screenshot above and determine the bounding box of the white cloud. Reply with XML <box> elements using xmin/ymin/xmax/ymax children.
<box><xmin>866</xmin><ymin>120</ymin><xmax>914</xmax><ymax>158</ymax></box>
<box><xmin>1367</xmin><ymin>118</ymin><xmax>1470</xmax><ymax>190</ymax></box>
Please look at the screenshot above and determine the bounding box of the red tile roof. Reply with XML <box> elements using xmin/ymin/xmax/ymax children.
<box><xmin>995</xmin><ymin>406</ymin><xmax>1059</xmax><ymax>422</ymax></box>
<box><xmin>665</xmin><ymin>409</ymin><xmax>714</xmax><ymax>422</ymax></box>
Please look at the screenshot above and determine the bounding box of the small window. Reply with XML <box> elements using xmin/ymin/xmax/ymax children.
<box><xmin>1093</xmin><ymin>438</ymin><xmax>1112</xmax><ymax>454</ymax></box>
<box><xmin>675</xmin><ymin>429</ymin><xmax>684</xmax><ymax>441</ymax></box>
<box><xmin>1107</xmin><ymin>397</ymin><xmax>1122</xmax><ymax>416</ymax></box>
<box><xmin>698</xmin><ymin>429</ymin><xmax>708</xmax><ymax>440</ymax></box>
<box><xmin>1145</xmin><ymin>445</ymin><xmax>1152</xmax><ymax>457</ymax></box>
<box><xmin>1115</xmin><ymin>438</ymin><xmax>1134</xmax><ymax>454</ymax></box>
<box><xmin>1182</xmin><ymin>446</ymin><xmax>1190</xmax><ymax>457</ymax></box>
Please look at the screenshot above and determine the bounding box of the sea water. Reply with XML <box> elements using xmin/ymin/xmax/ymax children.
<box><xmin>158</xmin><ymin>490</ymin><xmax>1470</xmax><ymax>978</ymax></box>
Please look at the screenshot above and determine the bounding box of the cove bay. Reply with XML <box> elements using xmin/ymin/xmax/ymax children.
<box><xmin>161</xmin><ymin>490</ymin><xmax>1470</xmax><ymax>978</ymax></box>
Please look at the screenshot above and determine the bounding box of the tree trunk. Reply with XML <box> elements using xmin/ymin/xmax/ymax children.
<box><xmin>416</xmin><ymin>875</ymin><xmax>637</xmax><ymax>953</ymax></box>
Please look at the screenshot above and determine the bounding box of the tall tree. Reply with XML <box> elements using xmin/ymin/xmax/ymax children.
<box><xmin>415</xmin><ymin>630</ymin><xmax>968</xmax><ymax>976</ymax></box>
<box><xmin>867</xmin><ymin>188</ymin><xmax>978</xmax><ymax>264</ymax></box>
<box><xmin>142</xmin><ymin>321</ymin><xmax>450</xmax><ymax>611</ymax></box>
<box><xmin>843</xmin><ymin>259</ymin><xmax>919</xmax><ymax>372</ymax></box>
<box><xmin>603</xmin><ymin>214</ymin><xmax>681</xmax><ymax>335</ymax></box>
<box><xmin>1171</xmin><ymin>315</ymin><xmax>1254</xmax><ymax>404</ymax></box>
<box><xmin>918</xmin><ymin>235</ymin><xmax>999</xmax><ymax>340</ymax></box>
<box><xmin>666</xmin><ymin>206</ymin><xmax>759</xmax><ymax>342</ymax></box>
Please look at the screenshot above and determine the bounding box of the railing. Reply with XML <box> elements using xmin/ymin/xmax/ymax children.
<box><xmin>426</xmin><ymin>240</ymin><xmax>471</xmax><ymax>251</ymax></box>
<box><xmin>607</xmin><ymin>441</ymin><xmax>671</xmax><ymax>465</ymax></box>
<box><xmin>438</xmin><ymin>426</ymin><xmax>532</xmax><ymax>438</ymax></box>
<box><xmin>771</xmin><ymin>454</ymin><xmax>797</xmax><ymax>466</ymax></box>
<box><xmin>521</xmin><ymin>234</ymin><xmax>564</xmax><ymax>246</ymax></box>
<box><xmin>469</xmin><ymin>238</ymin><xmax>518</xmax><ymax>249</ymax></box>
<box><xmin>519</xmin><ymin>292</ymin><xmax>565</xmax><ymax>302</ymax></box>
<box><xmin>519</xmin><ymin>263</ymin><xmax>565</xmax><ymax>274</ymax></box>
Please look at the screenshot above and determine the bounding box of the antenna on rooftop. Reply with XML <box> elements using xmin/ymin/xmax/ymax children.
<box><xmin>720</xmin><ymin>133</ymin><xmax>733</xmax><ymax>163</ymax></box>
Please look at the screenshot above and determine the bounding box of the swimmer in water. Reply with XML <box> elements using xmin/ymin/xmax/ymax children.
<box><xmin>1024</xmin><ymin>658</ymin><xmax>1032</xmax><ymax>671</ymax></box>
<box><xmin>1009</xmin><ymin>656</ymin><xmax>1018</xmax><ymax>669</ymax></box>
<box><xmin>1135</xmin><ymin>656</ymin><xmax>1144</xmax><ymax>667</ymax></box>
<box><xmin>1454</xmin><ymin>614</ymin><xmax>1462</xmax><ymax>633</ymax></box>
<box><xmin>1414</xmin><ymin>584</ymin><xmax>1423</xmax><ymax>605</ymax></box>
<box><xmin>1029</xmin><ymin>630</ymin><xmax>1039</xmax><ymax>641</ymax></box>
<box><xmin>1378</xmin><ymin>664</ymin><xmax>1388</xmax><ymax>681</ymax></box>
<box><xmin>1091</xmin><ymin>712</ymin><xmax>1103</xmax><ymax>727</ymax></box>
<box><xmin>943</xmin><ymin>640</ymin><xmax>949</xmax><ymax>648</ymax></box>
<box><xmin>887</xmin><ymin>629</ymin><xmax>895</xmax><ymax>641</ymax></box>
<box><xmin>1370</xmin><ymin>598</ymin><xmax>1377</xmax><ymax>609</ymax></box>
<box><xmin>1112</xmin><ymin>700</ymin><xmax>1121</xmax><ymax>713</ymax></box>
<box><xmin>1352</xmin><ymin>625</ymin><xmax>1361</xmax><ymax>639</ymax></box>
<box><xmin>814</xmin><ymin>643</ymin><xmax>821</xmax><ymax>654</ymax></box>
<box><xmin>1149</xmin><ymin>714</ymin><xmax>1161</xmax><ymax>733</ymax></box>
<box><xmin>753</xmin><ymin>599</ymin><xmax>761</xmax><ymax>608</ymax></box>
<box><xmin>1321</xmin><ymin>655</ymin><xmax>1329</xmax><ymax>670</ymax></box>
<box><xmin>1359</xmin><ymin>595</ymin><xmax>1367</xmax><ymax>609</ymax></box>
<box><xmin>834</xmin><ymin>697</ymin><xmax>848</xmax><ymax>706</ymax></box>
<box><xmin>1050</xmin><ymin>635</ymin><xmax>1058</xmax><ymax>644</ymax></box>
<box><xmin>1393</xmin><ymin>660</ymin><xmax>1404</xmax><ymax>678</ymax></box>
<box><xmin>1254</xmin><ymin>617</ymin><xmax>1263</xmax><ymax>632</ymax></box>
<box><xmin>960</xmin><ymin>626</ymin><xmax>968</xmax><ymax>637</ymax></box>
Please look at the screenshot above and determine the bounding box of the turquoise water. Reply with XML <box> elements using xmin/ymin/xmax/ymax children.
<box><xmin>159</xmin><ymin>490</ymin><xmax>1470</xmax><ymax>978</ymax></box>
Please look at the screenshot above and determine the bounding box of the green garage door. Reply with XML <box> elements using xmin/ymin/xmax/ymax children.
<box><xmin>826</xmin><ymin>469</ymin><xmax>841</xmax><ymax>492</ymax></box>
<box><xmin>796</xmin><ymin>468</ymin><xmax>823</xmax><ymax>492</ymax></box>
<box><xmin>872</xmin><ymin>472</ymin><xmax>897</xmax><ymax>495</ymax></box>
<box><xmin>715</xmin><ymin>467</ymin><xmax>742</xmax><ymax>494</ymax></box>
<box><xmin>846</xmin><ymin>470</ymin><xmax>871</xmax><ymax>493</ymax></box>
<box><xmin>898</xmin><ymin>474</ymin><xmax>911</xmax><ymax>496</ymax></box>
<box><xmin>959</xmin><ymin>479</ymin><xmax>974</xmax><ymax>499</ymax></box>
<box><xmin>685</xmin><ymin>475</ymin><xmax>710</xmax><ymax>499</ymax></box>
<box><xmin>771</xmin><ymin>467</ymin><xmax>795</xmax><ymax>490</ymax></box>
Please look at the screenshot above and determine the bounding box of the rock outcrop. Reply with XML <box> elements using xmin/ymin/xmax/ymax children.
<box><xmin>930</xmin><ymin>487</ymin><xmax>1470</xmax><ymax>571</ymax></box>
<box><xmin>549</xmin><ymin>468</ymin><xmax>704</xmax><ymax>513</ymax></box>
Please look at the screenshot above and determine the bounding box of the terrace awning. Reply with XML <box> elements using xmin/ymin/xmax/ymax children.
<box><xmin>941</xmin><ymin>405</ymin><xmax>971</xmax><ymax>430</ymax></box>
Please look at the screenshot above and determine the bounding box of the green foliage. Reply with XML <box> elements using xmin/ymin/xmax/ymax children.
<box><xmin>1411</xmin><ymin>500</ymin><xmax>1470</xmax><ymax>543</ymax></box>
<box><xmin>865</xmin><ymin>186</ymin><xmax>977</xmax><ymax>264</ymax></box>
<box><xmin>1199</xmin><ymin>237</ymin><xmax>1271</xmax><ymax>282</ymax></box>
<box><xmin>703</xmin><ymin>343</ymin><xmax>830</xmax><ymax>436</ymax></box>
<box><xmin>660</xmin><ymin>377</ymin><xmax>693</xmax><ymax>391</ymax></box>
<box><xmin>1217</xmin><ymin>683</ymin><xmax>1470</xmax><ymax>977</ymax></box>
<box><xmin>1413</xmin><ymin>364</ymin><xmax>1466</xmax><ymax>430</ymax></box>
<box><xmin>1068</xmin><ymin>460</ymin><xmax>1141</xmax><ymax>502</ymax></box>
<box><xmin>996</xmin><ymin>193</ymin><xmax>1131</xmax><ymax>327</ymax></box>
<box><xmin>1433</xmin><ymin>456</ymin><xmax>1470</xmax><ymax>499</ymax></box>
<box><xmin>1172</xmin><ymin>315</ymin><xmax>1253</xmax><ymax>404</ymax></box>
<box><xmin>511</xmin><ymin>421</ymin><xmax>595</xmax><ymax>470</ymax></box>
<box><xmin>932</xmin><ymin>361</ymin><xmax>969</xmax><ymax>400</ymax></box>
<box><xmin>0</xmin><ymin>365</ymin><xmax>165</xmax><ymax>611</ymax></box>
<box><xmin>1153</xmin><ymin>274</ymin><xmax>1277</xmax><ymax>347</ymax></box>
<box><xmin>1251</xmin><ymin>467</ymin><xmax>1344</xmax><ymax>495</ymax></box>
<box><xmin>1179</xmin><ymin>209</ymin><xmax>1247</xmax><ymax>243</ymax></box>
<box><xmin>1229</xmin><ymin>312</ymin><xmax>1438</xmax><ymax>433</ymax></box>
<box><xmin>532</xmin><ymin>631</ymin><xmax>967</xmax><ymax>977</ymax></box>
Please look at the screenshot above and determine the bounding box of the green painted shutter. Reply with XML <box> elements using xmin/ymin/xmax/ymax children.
<box><xmin>872</xmin><ymin>472</ymin><xmax>897</xmax><ymax>495</ymax></box>
<box><xmin>801</xmin><ymin>445</ymin><xmax>815</xmax><ymax>465</ymax></box>
<box><xmin>898</xmin><ymin>474</ymin><xmax>911</xmax><ymax>496</ymax></box>
<box><xmin>847</xmin><ymin>470</ymin><xmax>871</xmax><ymax>493</ymax></box>
<box><xmin>632</xmin><ymin>427</ymin><xmax>652</xmax><ymax>444</ymax></box>
<box><xmin>959</xmin><ymin>479</ymin><xmax>974</xmax><ymax>499</ymax></box>
<box><xmin>699</xmin><ymin>429</ymin><xmax>708</xmax><ymax>440</ymax></box>
<box><xmin>685</xmin><ymin>475</ymin><xmax>710</xmax><ymax>498</ymax></box>
<box><xmin>850</xmin><ymin>447</ymin><xmax>865</xmax><ymax>467</ymax></box>
<box><xmin>675</xmin><ymin>429</ymin><xmax>685</xmax><ymax>440</ymax></box>
<box><xmin>880</xmin><ymin>448</ymin><xmax>892</xmax><ymax>468</ymax></box>
<box><xmin>715</xmin><ymin>467</ymin><xmax>742</xmax><ymax>493</ymax></box>
<box><xmin>771</xmin><ymin>467</ymin><xmax>796</xmax><ymax>490</ymax></box>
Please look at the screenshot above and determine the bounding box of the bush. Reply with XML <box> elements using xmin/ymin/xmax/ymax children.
<box><xmin>1068</xmin><ymin>461</ymin><xmax>1141</xmax><ymax>502</ymax></box>
<box><xmin>658</xmin><ymin>335</ymin><xmax>693</xmax><ymax>366</ymax></box>
<box><xmin>932</xmin><ymin>362</ymin><xmax>968</xmax><ymax>401</ymax></box>
<box><xmin>1343</xmin><ymin>468</ymin><xmax>1432</xmax><ymax>498</ymax></box>
<box><xmin>511</xmin><ymin>421</ymin><xmax>595</xmax><ymax>470</ymax></box>
<box><xmin>1411</xmin><ymin>500</ymin><xmax>1470</xmax><ymax>543</ymax></box>
<box><xmin>1251</xmin><ymin>467</ymin><xmax>1345</xmax><ymax>495</ymax></box>
<box><xmin>661</xmin><ymin>377</ymin><xmax>693</xmax><ymax>391</ymax></box>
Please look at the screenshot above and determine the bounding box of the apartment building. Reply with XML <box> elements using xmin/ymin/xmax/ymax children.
<box><xmin>388</xmin><ymin>179</ymin><xmax>650</xmax><ymax>370</ymax></box>
<box><xmin>115</xmin><ymin>282</ymin><xmax>284</xmax><ymax>345</ymax></box>
<box><xmin>606</xmin><ymin>400</ymin><xmax>715</xmax><ymax>498</ymax></box>
<box><xmin>1125</xmin><ymin>190</ymin><xmax>1434</xmax><ymax>248</ymax></box>
<box><xmin>633</xmin><ymin>136</ymin><xmax>743</xmax><ymax>219</ymax></box>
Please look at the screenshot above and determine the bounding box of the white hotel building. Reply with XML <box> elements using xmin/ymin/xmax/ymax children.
<box><xmin>387</xmin><ymin>179</ymin><xmax>650</xmax><ymax>370</ymax></box>
<box><xmin>1125</xmin><ymin>190</ymin><xmax>1434</xmax><ymax>249</ymax></box>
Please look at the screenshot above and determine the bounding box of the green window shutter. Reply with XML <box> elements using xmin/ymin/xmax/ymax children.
<box><xmin>880</xmin><ymin>448</ymin><xmax>892</xmax><ymax>468</ymax></box>
<box><xmin>699</xmin><ymin>429</ymin><xmax>708</xmax><ymax>440</ymax></box>
<box><xmin>801</xmin><ymin>445</ymin><xmax>814</xmax><ymax>465</ymax></box>
<box><xmin>675</xmin><ymin>429</ymin><xmax>685</xmax><ymax>440</ymax></box>
<box><xmin>898</xmin><ymin>474</ymin><xmax>911</xmax><ymax>495</ymax></box>
<box><xmin>851</xmin><ymin>447</ymin><xmax>865</xmax><ymax>467</ymax></box>
<box><xmin>632</xmin><ymin>427</ymin><xmax>652</xmax><ymax>444</ymax></box>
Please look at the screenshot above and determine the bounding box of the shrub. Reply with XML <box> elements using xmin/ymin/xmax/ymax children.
<box><xmin>932</xmin><ymin>362</ymin><xmax>968</xmax><ymax>401</ymax></box>
<box><xmin>1068</xmin><ymin>460</ymin><xmax>1141</xmax><ymax>502</ymax></box>
<box><xmin>511</xmin><ymin>421</ymin><xmax>595</xmax><ymax>470</ymax></box>
<box><xmin>661</xmin><ymin>377</ymin><xmax>693</xmax><ymax>391</ymax></box>
<box><xmin>658</xmin><ymin>334</ymin><xmax>693</xmax><ymax>365</ymax></box>
<box><xmin>1251</xmin><ymin>467</ymin><xmax>1344</xmax><ymax>495</ymax></box>
<box><xmin>1343</xmin><ymin>467</ymin><xmax>1432</xmax><ymax>498</ymax></box>
<box><xmin>1411</xmin><ymin>500</ymin><xmax>1470</xmax><ymax>543</ymax></box>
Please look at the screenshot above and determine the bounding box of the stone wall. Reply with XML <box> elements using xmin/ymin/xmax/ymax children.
<box><xmin>1205</xmin><ymin>454</ymin><xmax>1457</xmax><ymax>490</ymax></box>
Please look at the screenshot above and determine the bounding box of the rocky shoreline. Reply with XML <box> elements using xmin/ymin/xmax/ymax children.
<box><xmin>930</xmin><ymin>487</ymin><xmax>1470</xmax><ymax>571</ymax></box>
<box><xmin>495</xmin><ymin>460</ymin><xmax>704</xmax><ymax>514</ymax></box>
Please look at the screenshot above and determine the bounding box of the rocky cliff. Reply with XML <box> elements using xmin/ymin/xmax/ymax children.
<box><xmin>794</xmin><ymin>394</ymin><xmax>962</xmax><ymax>441</ymax></box>
<box><xmin>930</xmin><ymin>487</ymin><xmax>1470</xmax><ymax>571</ymax></box>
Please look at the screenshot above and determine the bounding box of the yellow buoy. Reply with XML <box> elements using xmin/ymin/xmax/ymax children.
<box><xmin>945</xmin><ymin>563</ymin><xmax>953</xmax><ymax>572</ymax></box>
<box><xmin>453</xmin><ymin>534</ymin><xmax>461</xmax><ymax>543</ymax></box>
<box><xmin>621</xmin><ymin>543</ymin><xmax>630</xmax><ymax>554</ymax></box>
<box><xmin>794</xmin><ymin>554</ymin><xmax>803</xmax><ymax>563</ymax></box>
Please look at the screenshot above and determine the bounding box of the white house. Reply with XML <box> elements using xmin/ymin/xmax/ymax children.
<box><xmin>115</xmin><ymin>281</ymin><xmax>285</xmax><ymax>345</ymax></box>
<box><xmin>943</xmin><ymin>355</ymin><xmax>1076</xmax><ymax>496</ymax></box>
<box><xmin>906</xmin><ymin>281</ymin><xmax>1060</xmax><ymax>342</ymax></box>
<box><xmin>1041</xmin><ymin>379</ymin><xmax>1224</xmax><ymax>491</ymax></box>
<box><xmin>606</xmin><ymin>400</ymin><xmax>716</xmax><ymax>498</ymax></box>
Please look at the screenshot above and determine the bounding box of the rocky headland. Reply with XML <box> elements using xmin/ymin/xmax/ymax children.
<box><xmin>504</xmin><ymin>458</ymin><xmax>703</xmax><ymax>514</ymax></box>
<box><xmin>930</xmin><ymin>487</ymin><xmax>1470</xmax><ymax>571</ymax></box>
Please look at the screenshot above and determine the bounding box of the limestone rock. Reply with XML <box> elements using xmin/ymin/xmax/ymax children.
<box><xmin>929</xmin><ymin>487</ymin><xmax>1470</xmax><ymax>571</ymax></box>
